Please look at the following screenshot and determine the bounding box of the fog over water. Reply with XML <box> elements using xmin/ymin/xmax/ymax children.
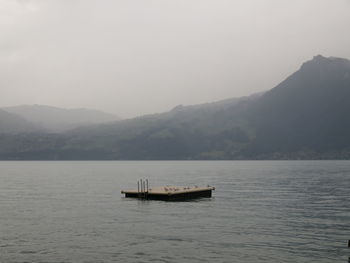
<box><xmin>1</xmin><ymin>0</ymin><xmax>350</xmax><ymax>117</ymax></box>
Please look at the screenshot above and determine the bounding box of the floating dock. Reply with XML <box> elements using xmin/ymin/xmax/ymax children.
<box><xmin>121</xmin><ymin>180</ymin><xmax>215</xmax><ymax>201</ymax></box>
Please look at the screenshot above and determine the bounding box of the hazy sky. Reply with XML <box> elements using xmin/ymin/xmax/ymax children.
<box><xmin>1</xmin><ymin>0</ymin><xmax>350</xmax><ymax>117</ymax></box>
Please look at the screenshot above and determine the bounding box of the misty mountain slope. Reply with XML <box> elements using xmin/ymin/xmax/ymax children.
<box><xmin>61</xmin><ymin>93</ymin><xmax>262</xmax><ymax>159</ymax></box>
<box><xmin>3</xmin><ymin>105</ymin><xmax>121</xmax><ymax>132</ymax></box>
<box><xmin>60</xmin><ymin>55</ymin><xmax>350</xmax><ymax>159</ymax></box>
<box><xmin>0</xmin><ymin>93</ymin><xmax>261</xmax><ymax>159</ymax></box>
<box><xmin>243</xmin><ymin>55</ymin><xmax>350</xmax><ymax>157</ymax></box>
<box><xmin>0</xmin><ymin>55</ymin><xmax>350</xmax><ymax>160</ymax></box>
<box><xmin>0</xmin><ymin>109</ymin><xmax>40</xmax><ymax>134</ymax></box>
<box><xmin>71</xmin><ymin>93</ymin><xmax>261</xmax><ymax>137</ymax></box>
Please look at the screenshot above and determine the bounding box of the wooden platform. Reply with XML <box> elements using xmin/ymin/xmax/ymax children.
<box><xmin>121</xmin><ymin>185</ymin><xmax>215</xmax><ymax>201</ymax></box>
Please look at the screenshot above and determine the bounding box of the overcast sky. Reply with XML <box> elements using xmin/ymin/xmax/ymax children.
<box><xmin>1</xmin><ymin>0</ymin><xmax>350</xmax><ymax>118</ymax></box>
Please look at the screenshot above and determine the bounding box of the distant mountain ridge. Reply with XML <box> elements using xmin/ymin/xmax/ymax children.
<box><xmin>0</xmin><ymin>55</ymin><xmax>349</xmax><ymax>159</ymax></box>
<box><xmin>2</xmin><ymin>105</ymin><xmax>121</xmax><ymax>132</ymax></box>
<box><xmin>0</xmin><ymin>109</ymin><xmax>39</xmax><ymax>134</ymax></box>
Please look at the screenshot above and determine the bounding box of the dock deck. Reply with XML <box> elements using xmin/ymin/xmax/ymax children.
<box><xmin>121</xmin><ymin>184</ymin><xmax>215</xmax><ymax>201</ymax></box>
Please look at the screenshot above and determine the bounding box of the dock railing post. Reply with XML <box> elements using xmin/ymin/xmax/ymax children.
<box><xmin>143</xmin><ymin>180</ymin><xmax>146</xmax><ymax>198</ymax></box>
<box><xmin>139</xmin><ymin>179</ymin><xmax>143</xmax><ymax>198</ymax></box>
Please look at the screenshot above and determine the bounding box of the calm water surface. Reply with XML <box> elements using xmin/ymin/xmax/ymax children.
<box><xmin>0</xmin><ymin>161</ymin><xmax>349</xmax><ymax>262</ymax></box>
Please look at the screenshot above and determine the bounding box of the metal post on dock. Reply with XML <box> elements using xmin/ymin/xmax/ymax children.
<box><xmin>138</xmin><ymin>179</ymin><xmax>143</xmax><ymax>197</ymax></box>
<box><xmin>136</xmin><ymin>179</ymin><xmax>150</xmax><ymax>199</ymax></box>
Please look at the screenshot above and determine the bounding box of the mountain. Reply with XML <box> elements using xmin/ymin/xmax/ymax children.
<box><xmin>0</xmin><ymin>109</ymin><xmax>39</xmax><ymax>134</ymax></box>
<box><xmin>2</xmin><ymin>105</ymin><xmax>121</xmax><ymax>132</ymax></box>
<box><xmin>0</xmin><ymin>55</ymin><xmax>349</xmax><ymax>160</ymax></box>
<box><xmin>243</xmin><ymin>55</ymin><xmax>350</xmax><ymax>158</ymax></box>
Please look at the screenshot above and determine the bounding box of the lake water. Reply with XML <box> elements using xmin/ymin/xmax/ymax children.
<box><xmin>0</xmin><ymin>161</ymin><xmax>349</xmax><ymax>263</ymax></box>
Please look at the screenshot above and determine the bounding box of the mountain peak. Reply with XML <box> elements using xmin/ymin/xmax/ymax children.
<box><xmin>299</xmin><ymin>55</ymin><xmax>350</xmax><ymax>74</ymax></box>
<box><xmin>312</xmin><ymin>54</ymin><xmax>327</xmax><ymax>60</ymax></box>
<box><xmin>306</xmin><ymin>54</ymin><xmax>350</xmax><ymax>64</ymax></box>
